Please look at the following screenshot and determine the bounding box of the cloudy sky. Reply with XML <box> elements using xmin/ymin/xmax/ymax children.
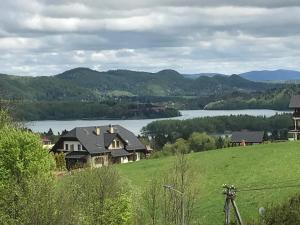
<box><xmin>1</xmin><ymin>0</ymin><xmax>300</xmax><ymax>76</ymax></box>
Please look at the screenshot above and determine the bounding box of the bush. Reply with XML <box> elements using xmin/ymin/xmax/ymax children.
<box><xmin>188</xmin><ymin>132</ymin><xmax>216</xmax><ymax>152</ymax></box>
<box><xmin>249</xmin><ymin>195</ymin><xmax>300</xmax><ymax>225</ymax></box>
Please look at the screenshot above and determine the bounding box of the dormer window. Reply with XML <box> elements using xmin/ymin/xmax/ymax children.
<box><xmin>111</xmin><ymin>139</ymin><xmax>121</xmax><ymax>149</ymax></box>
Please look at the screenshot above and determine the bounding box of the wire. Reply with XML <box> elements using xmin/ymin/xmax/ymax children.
<box><xmin>237</xmin><ymin>178</ymin><xmax>300</xmax><ymax>190</ymax></box>
<box><xmin>238</xmin><ymin>183</ymin><xmax>300</xmax><ymax>192</ymax></box>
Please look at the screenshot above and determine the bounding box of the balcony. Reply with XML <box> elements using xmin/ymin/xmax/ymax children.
<box><xmin>293</xmin><ymin>112</ymin><xmax>300</xmax><ymax>118</ymax></box>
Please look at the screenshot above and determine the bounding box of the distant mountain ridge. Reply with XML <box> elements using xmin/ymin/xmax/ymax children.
<box><xmin>239</xmin><ymin>69</ymin><xmax>300</xmax><ymax>82</ymax></box>
<box><xmin>0</xmin><ymin>67</ymin><xmax>277</xmax><ymax>101</ymax></box>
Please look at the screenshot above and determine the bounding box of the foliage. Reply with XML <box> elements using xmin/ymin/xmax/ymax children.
<box><xmin>205</xmin><ymin>85</ymin><xmax>300</xmax><ymax>110</ymax></box>
<box><xmin>142</xmin><ymin>114</ymin><xmax>292</xmax><ymax>148</ymax></box>
<box><xmin>12</xmin><ymin>101</ymin><xmax>179</xmax><ymax>120</ymax></box>
<box><xmin>137</xmin><ymin>152</ymin><xmax>198</xmax><ymax>225</ymax></box>
<box><xmin>249</xmin><ymin>195</ymin><xmax>300</xmax><ymax>225</ymax></box>
<box><xmin>53</xmin><ymin>153</ymin><xmax>66</xmax><ymax>171</ymax></box>
<box><xmin>0</xmin><ymin>123</ymin><xmax>55</xmax><ymax>224</ymax></box>
<box><xmin>0</xmin><ymin>127</ymin><xmax>54</xmax><ymax>185</ymax></box>
<box><xmin>188</xmin><ymin>132</ymin><xmax>216</xmax><ymax>152</ymax></box>
<box><xmin>60</xmin><ymin>167</ymin><xmax>134</xmax><ymax>225</ymax></box>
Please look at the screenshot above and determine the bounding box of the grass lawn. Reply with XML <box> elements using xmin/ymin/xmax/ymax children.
<box><xmin>117</xmin><ymin>141</ymin><xmax>300</xmax><ymax>225</ymax></box>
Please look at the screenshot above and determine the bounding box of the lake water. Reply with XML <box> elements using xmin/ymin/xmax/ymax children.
<box><xmin>26</xmin><ymin>109</ymin><xmax>290</xmax><ymax>135</ymax></box>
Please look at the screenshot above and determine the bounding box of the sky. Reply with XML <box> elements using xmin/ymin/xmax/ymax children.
<box><xmin>1</xmin><ymin>0</ymin><xmax>300</xmax><ymax>76</ymax></box>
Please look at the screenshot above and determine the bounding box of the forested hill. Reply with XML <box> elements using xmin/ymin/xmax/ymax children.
<box><xmin>0</xmin><ymin>67</ymin><xmax>278</xmax><ymax>101</ymax></box>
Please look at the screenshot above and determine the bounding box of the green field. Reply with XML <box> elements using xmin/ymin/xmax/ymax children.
<box><xmin>117</xmin><ymin>141</ymin><xmax>300</xmax><ymax>225</ymax></box>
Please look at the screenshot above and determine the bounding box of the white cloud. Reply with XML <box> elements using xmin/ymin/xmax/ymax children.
<box><xmin>0</xmin><ymin>1</ymin><xmax>300</xmax><ymax>75</ymax></box>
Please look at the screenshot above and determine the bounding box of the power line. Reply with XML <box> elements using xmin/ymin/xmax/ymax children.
<box><xmin>238</xmin><ymin>178</ymin><xmax>300</xmax><ymax>190</ymax></box>
<box><xmin>238</xmin><ymin>183</ymin><xmax>300</xmax><ymax>192</ymax></box>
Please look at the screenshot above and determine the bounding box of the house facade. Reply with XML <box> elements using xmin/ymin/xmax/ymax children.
<box><xmin>51</xmin><ymin>125</ymin><xmax>147</xmax><ymax>169</ymax></box>
<box><xmin>289</xmin><ymin>95</ymin><xmax>300</xmax><ymax>140</ymax></box>
<box><xmin>230</xmin><ymin>130</ymin><xmax>264</xmax><ymax>146</ymax></box>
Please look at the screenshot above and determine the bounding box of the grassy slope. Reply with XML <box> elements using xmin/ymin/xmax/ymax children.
<box><xmin>117</xmin><ymin>141</ymin><xmax>300</xmax><ymax>225</ymax></box>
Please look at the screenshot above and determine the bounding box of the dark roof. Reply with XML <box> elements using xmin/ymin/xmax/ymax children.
<box><xmin>65</xmin><ymin>151</ymin><xmax>88</xmax><ymax>159</ymax></box>
<box><xmin>231</xmin><ymin>130</ymin><xmax>264</xmax><ymax>143</ymax></box>
<box><xmin>54</xmin><ymin>125</ymin><xmax>146</xmax><ymax>155</ymax></box>
<box><xmin>289</xmin><ymin>95</ymin><xmax>300</xmax><ymax>108</ymax></box>
<box><xmin>110</xmin><ymin>149</ymin><xmax>132</xmax><ymax>158</ymax></box>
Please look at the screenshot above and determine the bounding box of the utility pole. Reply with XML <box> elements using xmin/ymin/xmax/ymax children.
<box><xmin>163</xmin><ymin>185</ymin><xmax>185</xmax><ymax>225</ymax></box>
<box><xmin>223</xmin><ymin>184</ymin><xmax>244</xmax><ymax>225</ymax></box>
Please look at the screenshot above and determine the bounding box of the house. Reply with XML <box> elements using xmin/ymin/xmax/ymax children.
<box><xmin>288</xmin><ymin>95</ymin><xmax>300</xmax><ymax>140</ymax></box>
<box><xmin>230</xmin><ymin>130</ymin><xmax>264</xmax><ymax>146</ymax></box>
<box><xmin>41</xmin><ymin>137</ymin><xmax>53</xmax><ymax>149</ymax></box>
<box><xmin>51</xmin><ymin>125</ymin><xmax>147</xmax><ymax>170</ymax></box>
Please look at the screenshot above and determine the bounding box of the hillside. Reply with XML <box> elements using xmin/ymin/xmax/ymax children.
<box><xmin>205</xmin><ymin>84</ymin><xmax>300</xmax><ymax>110</ymax></box>
<box><xmin>0</xmin><ymin>68</ymin><xmax>277</xmax><ymax>101</ymax></box>
<box><xmin>117</xmin><ymin>141</ymin><xmax>300</xmax><ymax>225</ymax></box>
<box><xmin>240</xmin><ymin>69</ymin><xmax>300</xmax><ymax>82</ymax></box>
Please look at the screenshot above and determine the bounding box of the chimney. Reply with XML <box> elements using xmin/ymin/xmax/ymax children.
<box><xmin>95</xmin><ymin>127</ymin><xmax>101</xmax><ymax>135</ymax></box>
<box><xmin>109</xmin><ymin>124</ymin><xmax>114</xmax><ymax>133</ymax></box>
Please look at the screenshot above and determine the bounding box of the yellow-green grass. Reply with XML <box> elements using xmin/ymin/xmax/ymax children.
<box><xmin>117</xmin><ymin>141</ymin><xmax>300</xmax><ymax>225</ymax></box>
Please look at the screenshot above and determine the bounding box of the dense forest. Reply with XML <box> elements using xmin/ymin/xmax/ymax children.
<box><xmin>1</xmin><ymin>67</ymin><xmax>300</xmax><ymax>120</ymax></box>
<box><xmin>0</xmin><ymin>67</ymin><xmax>285</xmax><ymax>120</ymax></box>
<box><xmin>205</xmin><ymin>85</ymin><xmax>300</xmax><ymax>110</ymax></box>
<box><xmin>142</xmin><ymin>114</ymin><xmax>292</xmax><ymax>149</ymax></box>
<box><xmin>8</xmin><ymin>101</ymin><xmax>179</xmax><ymax>121</ymax></box>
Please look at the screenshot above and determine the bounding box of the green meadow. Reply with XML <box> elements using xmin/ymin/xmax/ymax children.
<box><xmin>117</xmin><ymin>141</ymin><xmax>300</xmax><ymax>225</ymax></box>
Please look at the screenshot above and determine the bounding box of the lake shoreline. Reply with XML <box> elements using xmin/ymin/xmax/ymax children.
<box><xmin>25</xmin><ymin>109</ymin><xmax>291</xmax><ymax>122</ymax></box>
<box><xmin>27</xmin><ymin>109</ymin><xmax>291</xmax><ymax>135</ymax></box>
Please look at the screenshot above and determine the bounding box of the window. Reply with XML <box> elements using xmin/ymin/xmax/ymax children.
<box><xmin>112</xmin><ymin>141</ymin><xmax>116</xmax><ymax>148</ymax></box>
<box><xmin>95</xmin><ymin>157</ymin><xmax>104</xmax><ymax>165</ymax></box>
<box><xmin>78</xmin><ymin>144</ymin><xmax>81</xmax><ymax>151</ymax></box>
<box><xmin>116</xmin><ymin>140</ymin><xmax>120</xmax><ymax>148</ymax></box>
<box><xmin>70</xmin><ymin>144</ymin><xmax>74</xmax><ymax>151</ymax></box>
<box><xmin>65</xmin><ymin>144</ymin><xmax>69</xmax><ymax>150</ymax></box>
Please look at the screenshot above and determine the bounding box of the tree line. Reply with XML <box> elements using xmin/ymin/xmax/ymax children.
<box><xmin>142</xmin><ymin>114</ymin><xmax>293</xmax><ymax>149</ymax></box>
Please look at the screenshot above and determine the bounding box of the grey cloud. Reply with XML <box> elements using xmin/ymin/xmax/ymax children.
<box><xmin>0</xmin><ymin>0</ymin><xmax>300</xmax><ymax>75</ymax></box>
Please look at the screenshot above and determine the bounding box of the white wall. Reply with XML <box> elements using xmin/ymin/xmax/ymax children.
<box><xmin>63</xmin><ymin>141</ymin><xmax>82</xmax><ymax>151</ymax></box>
<box><xmin>135</xmin><ymin>152</ymin><xmax>141</xmax><ymax>161</ymax></box>
<box><xmin>121</xmin><ymin>156</ymin><xmax>128</xmax><ymax>164</ymax></box>
<box><xmin>91</xmin><ymin>155</ymin><xmax>109</xmax><ymax>168</ymax></box>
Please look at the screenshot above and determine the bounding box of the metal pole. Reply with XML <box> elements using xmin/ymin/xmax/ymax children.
<box><xmin>231</xmin><ymin>199</ymin><xmax>244</xmax><ymax>225</ymax></box>
<box><xmin>224</xmin><ymin>198</ymin><xmax>231</xmax><ymax>225</ymax></box>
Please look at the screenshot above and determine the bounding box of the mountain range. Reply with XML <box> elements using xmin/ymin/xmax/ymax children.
<box><xmin>183</xmin><ymin>69</ymin><xmax>300</xmax><ymax>82</ymax></box>
<box><xmin>239</xmin><ymin>69</ymin><xmax>300</xmax><ymax>82</ymax></box>
<box><xmin>0</xmin><ymin>67</ymin><xmax>277</xmax><ymax>101</ymax></box>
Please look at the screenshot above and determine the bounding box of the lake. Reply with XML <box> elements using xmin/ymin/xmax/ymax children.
<box><xmin>26</xmin><ymin>109</ymin><xmax>290</xmax><ymax>135</ymax></box>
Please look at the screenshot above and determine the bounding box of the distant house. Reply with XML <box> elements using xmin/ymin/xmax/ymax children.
<box><xmin>289</xmin><ymin>95</ymin><xmax>300</xmax><ymax>140</ymax></box>
<box><xmin>231</xmin><ymin>130</ymin><xmax>264</xmax><ymax>146</ymax></box>
<box><xmin>42</xmin><ymin>137</ymin><xmax>52</xmax><ymax>145</ymax></box>
<box><xmin>51</xmin><ymin>125</ymin><xmax>147</xmax><ymax>170</ymax></box>
<box><xmin>41</xmin><ymin>137</ymin><xmax>53</xmax><ymax>149</ymax></box>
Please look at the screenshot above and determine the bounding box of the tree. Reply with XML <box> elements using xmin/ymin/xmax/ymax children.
<box><xmin>0</xmin><ymin>127</ymin><xmax>55</xmax><ymax>224</ymax></box>
<box><xmin>142</xmin><ymin>177</ymin><xmax>162</xmax><ymax>225</ymax></box>
<box><xmin>188</xmin><ymin>132</ymin><xmax>216</xmax><ymax>152</ymax></box>
<box><xmin>47</xmin><ymin>128</ymin><xmax>54</xmax><ymax>136</ymax></box>
<box><xmin>216</xmin><ymin>136</ymin><xmax>224</xmax><ymax>149</ymax></box>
